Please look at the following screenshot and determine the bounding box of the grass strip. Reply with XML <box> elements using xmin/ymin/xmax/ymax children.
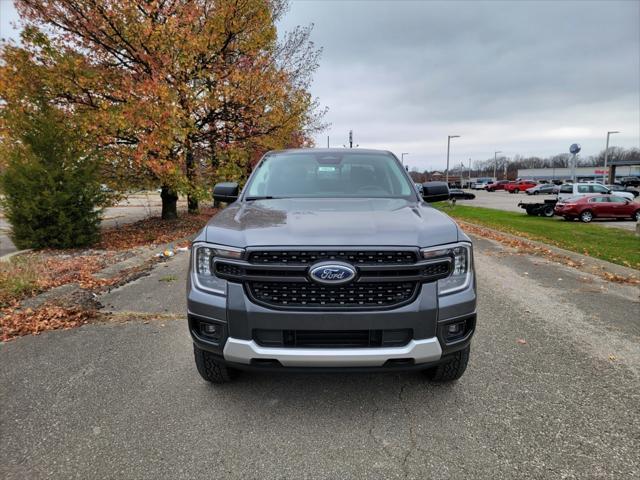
<box><xmin>435</xmin><ymin>203</ymin><xmax>640</xmax><ymax>270</ymax></box>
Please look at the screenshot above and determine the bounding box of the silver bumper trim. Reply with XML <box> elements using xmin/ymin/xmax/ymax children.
<box><xmin>223</xmin><ymin>337</ymin><xmax>442</xmax><ymax>367</ymax></box>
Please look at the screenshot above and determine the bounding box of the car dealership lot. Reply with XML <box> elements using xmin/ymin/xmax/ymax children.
<box><xmin>457</xmin><ymin>189</ymin><xmax>638</xmax><ymax>231</ymax></box>
<box><xmin>2</xmin><ymin>236</ymin><xmax>639</xmax><ymax>480</ymax></box>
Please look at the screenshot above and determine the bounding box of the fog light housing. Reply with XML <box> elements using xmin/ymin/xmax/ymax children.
<box><xmin>448</xmin><ymin>323</ymin><xmax>462</xmax><ymax>334</ymax></box>
<box><xmin>200</xmin><ymin>322</ymin><xmax>222</xmax><ymax>340</ymax></box>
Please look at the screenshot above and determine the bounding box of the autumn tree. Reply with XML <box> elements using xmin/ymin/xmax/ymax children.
<box><xmin>2</xmin><ymin>0</ymin><xmax>325</xmax><ymax>219</ymax></box>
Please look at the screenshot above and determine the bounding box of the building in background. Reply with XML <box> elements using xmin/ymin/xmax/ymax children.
<box><xmin>518</xmin><ymin>165</ymin><xmax>640</xmax><ymax>182</ymax></box>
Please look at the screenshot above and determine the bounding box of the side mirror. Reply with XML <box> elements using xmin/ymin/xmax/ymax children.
<box><xmin>213</xmin><ymin>182</ymin><xmax>239</xmax><ymax>203</ymax></box>
<box><xmin>421</xmin><ymin>181</ymin><xmax>450</xmax><ymax>203</ymax></box>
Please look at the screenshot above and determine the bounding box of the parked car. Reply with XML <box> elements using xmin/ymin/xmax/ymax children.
<box><xmin>525</xmin><ymin>184</ymin><xmax>559</xmax><ymax>195</ymax></box>
<box><xmin>189</xmin><ymin>149</ymin><xmax>476</xmax><ymax>384</ymax></box>
<box><xmin>449</xmin><ymin>188</ymin><xmax>476</xmax><ymax>200</ymax></box>
<box><xmin>486</xmin><ymin>180</ymin><xmax>510</xmax><ymax>192</ymax></box>
<box><xmin>471</xmin><ymin>178</ymin><xmax>494</xmax><ymax>190</ymax></box>
<box><xmin>554</xmin><ymin>195</ymin><xmax>640</xmax><ymax>223</ymax></box>
<box><xmin>557</xmin><ymin>182</ymin><xmax>635</xmax><ymax>202</ymax></box>
<box><xmin>618</xmin><ymin>176</ymin><xmax>640</xmax><ymax>188</ymax></box>
<box><xmin>505</xmin><ymin>180</ymin><xmax>537</xmax><ymax>193</ymax></box>
<box><xmin>606</xmin><ymin>184</ymin><xmax>639</xmax><ymax>198</ymax></box>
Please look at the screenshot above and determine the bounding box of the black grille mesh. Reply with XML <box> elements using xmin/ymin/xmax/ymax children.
<box><xmin>248</xmin><ymin>281</ymin><xmax>418</xmax><ymax>308</ymax></box>
<box><xmin>248</xmin><ymin>250</ymin><xmax>417</xmax><ymax>265</ymax></box>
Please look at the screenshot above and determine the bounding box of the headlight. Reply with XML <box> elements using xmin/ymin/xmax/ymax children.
<box><xmin>421</xmin><ymin>242</ymin><xmax>472</xmax><ymax>295</ymax></box>
<box><xmin>193</xmin><ymin>244</ymin><xmax>244</xmax><ymax>294</ymax></box>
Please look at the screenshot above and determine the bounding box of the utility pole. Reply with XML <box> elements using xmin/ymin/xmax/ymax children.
<box><xmin>327</xmin><ymin>136</ymin><xmax>330</xmax><ymax>148</ymax></box>
<box><xmin>349</xmin><ymin>130</ymin><xmax>353</xmax><ymax>149</ymax></box>
<box><xmin>446</xmin><ymin>135</ymin><xmax>460</xmax><ymax>185</ymax></box>
<box><xmin>603</xmin><ymin>130</ymin><xmax>619</xmax><ymax>184</ymax></box>
<box><xmin>401</xmin><ymin>153</ymin><xmax>409</xmax><ymax>165</ymax></box>
<box><xmin>468</xmin><ymin>158</ymin><xmax>472</xmax><ymax>188</ymax></box>
<box><xmin>493</xmin><ymin>151</ymin><xmax>502</xmax><ymax>180</ymax></box>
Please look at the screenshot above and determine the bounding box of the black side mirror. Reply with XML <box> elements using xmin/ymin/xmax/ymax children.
<box><xmin>421</xmin><ymin>181</ymin><xmax>450</xmax><ymax>203</ymax></box>
<box><xmin>213</xmin><ymin>182</ymin><xmax>239</xmax><ymax>202</ymax></box>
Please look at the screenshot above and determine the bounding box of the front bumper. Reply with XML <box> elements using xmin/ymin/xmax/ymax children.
<box><xmin>223</xmin><ymin>337</ymin><xmax>442</xmax><ymax>367</ymax></box>
<box><xmin>188</xmin><ymin>272</ymin><xmax>476</xmax><ymax>370</ymax></box>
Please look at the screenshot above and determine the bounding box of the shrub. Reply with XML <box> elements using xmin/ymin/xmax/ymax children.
<box><xmin>0</xmin><ymin>105</ymin><xmax>106</xmax><ymax>249</ymax></box>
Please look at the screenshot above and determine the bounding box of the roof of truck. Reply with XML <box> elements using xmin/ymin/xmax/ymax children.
<box><xmin>267</xmin><ymin>148</ymin><xmax>395</xmax><ymax>155</ymax></box>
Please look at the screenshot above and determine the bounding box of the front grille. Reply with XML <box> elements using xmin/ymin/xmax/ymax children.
<box><xmin>247</xmin><ymin>281</ymin><xmax>418</xmax><ymax>309</ymax></box>
<box><xmin>254</xmin><ymin>329</ymin><xmax>413</xmax><ymax>348</ymax></box>
<box><xmin>248</xmin><ymin>250</ymin><xmax>417</xmax><ymax>265</ymax></box>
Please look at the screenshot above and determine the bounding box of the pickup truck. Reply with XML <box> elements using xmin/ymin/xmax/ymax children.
<box><xmin>187</xmin><ymin>149</ymin><xmax>476</xmax><ymax>384</ymax></box>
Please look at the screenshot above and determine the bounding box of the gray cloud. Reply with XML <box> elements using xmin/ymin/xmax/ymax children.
<box><xmin>2</xmin><ymin>1</ymin><xmax>638</xmax><ymax>171</ymax></box>
<box><xmin>279</xmin><ymin>0</ymin><xmax>640</xmax><ymax>170</ymax></box>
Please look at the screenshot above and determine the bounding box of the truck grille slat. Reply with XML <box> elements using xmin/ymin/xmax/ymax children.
<box><xmin>247</xmin><ymin>281</ymin><xmax>418</xmax><ymax>309</ymax></box>
<box><xmin>248</xmin><ymin>250</ymin><xmax>417</xmax><ymax>265</ymax></box>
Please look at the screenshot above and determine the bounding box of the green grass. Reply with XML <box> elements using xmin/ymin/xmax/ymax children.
<box><xmin>0</xmin><ymin>256</ymin><xmax>40</xmax><ymax>306</ymax></box>
<box><xmin>435</xmin><ymin>203</ymin><xmax>640</xmax><ymax>269</ymax></box>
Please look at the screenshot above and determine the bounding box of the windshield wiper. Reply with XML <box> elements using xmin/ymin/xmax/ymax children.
<box><xmin>245</xmin><ymin>196</ymin><xmax>283</xmax><ymax>201</ymax></box>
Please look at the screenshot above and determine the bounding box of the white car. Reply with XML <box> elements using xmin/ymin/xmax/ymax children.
<box><xmin>471</xmin><ymin>178</ymin><xmax>494</xmax><ymax>190</ymax></box>
<box><xmin>557</xmin><ymin>182</ymin><xmax>635</xmax><ymax>202</ymax></box>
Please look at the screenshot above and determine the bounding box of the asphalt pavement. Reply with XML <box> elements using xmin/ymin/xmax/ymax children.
<box><xmin>1</xmin><ymin>236</ymin><xmax>639</xmax><ymax>479</ymax></box>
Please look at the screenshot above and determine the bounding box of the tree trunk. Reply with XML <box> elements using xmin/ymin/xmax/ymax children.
<box><xmin>160</xmin><ymin>185</ymin><xmax>178</xmax><ymax>220</ymax></box>
<box><xmin>186</xmin><ymin>147</ymin><xmax>199</xmax><ymax>214</ymax></box>
<box><xmin>187</xmin><ymin>195</ymin><xmax>199</xmax><ymax>214</ymax></box>
<box><xmin>211</xmin><ymin>149</ymin><xmax>219</xmax><ymax>208</ymax></box>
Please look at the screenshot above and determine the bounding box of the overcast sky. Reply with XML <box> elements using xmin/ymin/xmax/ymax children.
<box><xmin>2</xmin><ymin>0</ymin><xmax>639</xmax><ymax>171</ymax></box>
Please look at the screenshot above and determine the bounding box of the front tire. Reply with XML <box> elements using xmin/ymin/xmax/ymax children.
<box><xmin>193</xmin><ymin>345</ymin><xmax>237</xmax><ymax>384</ymax></box>
<box><xmin>633</xmin><ymin>210</ymin><xmax>640</xmax><ymax>222</ymax></box>
<box><xmin>425</xmin><ymin>346</ymin><xmax>470</xmax><ymax>382</ymax></box>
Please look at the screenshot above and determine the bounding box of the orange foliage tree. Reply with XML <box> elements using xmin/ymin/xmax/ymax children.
<box><xmin>1</xmin><ymin>0</ymin><xmax>325</xmax><ymax>218</ymax></box>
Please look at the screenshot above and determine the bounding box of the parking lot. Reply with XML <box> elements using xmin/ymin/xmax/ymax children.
<box><xmin>457</xmin><ymin>189</ymin><xmax>639</xmax><ymax>231</ymax></box>
<box><xmin>2</xmin><ymin>235</ymin><xmax>639</xmax><ymax>479</ymax></box>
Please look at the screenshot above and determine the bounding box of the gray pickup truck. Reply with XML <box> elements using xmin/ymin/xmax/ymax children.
<box><xmin>187</xmin><ymin>149</ymin><xmax>476</xmax><ymax>383</ymax></box>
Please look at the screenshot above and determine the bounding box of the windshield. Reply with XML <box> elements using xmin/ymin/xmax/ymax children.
<box><xmin>244</xmin><ymin>151</ymin><xmax>415</xmax><ymax>199</ymax></box>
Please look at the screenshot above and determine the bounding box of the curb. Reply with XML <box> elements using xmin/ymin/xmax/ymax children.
<box><xmin>0</xmin><ymin>249</ymin><xmax>32</xmax><ymax>262</ymax></box>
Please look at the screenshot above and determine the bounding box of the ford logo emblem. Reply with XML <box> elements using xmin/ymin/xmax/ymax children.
<box><xmin>309</xmin><ymin>262</ymin><xmax>356</xmax><ymax>285</ymax></box>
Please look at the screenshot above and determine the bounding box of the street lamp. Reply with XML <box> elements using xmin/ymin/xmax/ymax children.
<box><xmin>493</xmin><ymin>151</ymin><xmax>502</xmax><ymax>180</ymax></box>
<box><xmin>446</xmin><ymin>135</ymin><xmax>460</xmax><ymax>184</ymax></box>
<box><xmin>603</xmin><ymin>131</ymin><xmax>620</xmax><ymax>184</ymax></box>
<box><xmin>401</xmin><ymin>152</ymin><xmax>409</xmax><ymax>165</ymax></box>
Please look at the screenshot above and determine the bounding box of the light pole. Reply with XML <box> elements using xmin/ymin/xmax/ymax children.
<box><xmin>401</xmin><ymin>152</ymin><xmax>409</xmax><ymax>165</ymax></box>
<box><xmin>603</xmin><ymin>131</ymin><xmax>620</xmax><ymax>184</ymax></box>
<box><xmin>446</xmin><ymin>135</ymin><xmax>460</xmax><ymax>184</ymax></box>
<box><xmin>493</xmin><ymin>151</ymin><xmax>502</xmax><ymax>180</ymax></box>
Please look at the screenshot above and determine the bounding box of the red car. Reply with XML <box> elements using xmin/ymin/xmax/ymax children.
<box><xmin>554</xmin><ymin>195</ymin><xmax>640</xmax><ymax>223</ymax></box>
<box><xmin>486</xmin><ymin>180</ymin><xmax>510</xmax><ymax>192</ymax></box>
<box><xmin>505</xmin><ymin>180</ymin><xmax>537</xmax><ymax>193</ymax></box>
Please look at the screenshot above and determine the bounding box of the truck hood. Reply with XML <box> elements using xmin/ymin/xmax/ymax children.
<box><xmin>203</xmin><ymin>198</ymin><xmax>460</xmax><ymax>248</ymax></box>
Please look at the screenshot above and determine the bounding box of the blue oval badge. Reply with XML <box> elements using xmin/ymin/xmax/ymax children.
<box><xmin>309</xmin><ymin>262</ymin><xmax>356</xmax><ymax>285</ymax></box>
